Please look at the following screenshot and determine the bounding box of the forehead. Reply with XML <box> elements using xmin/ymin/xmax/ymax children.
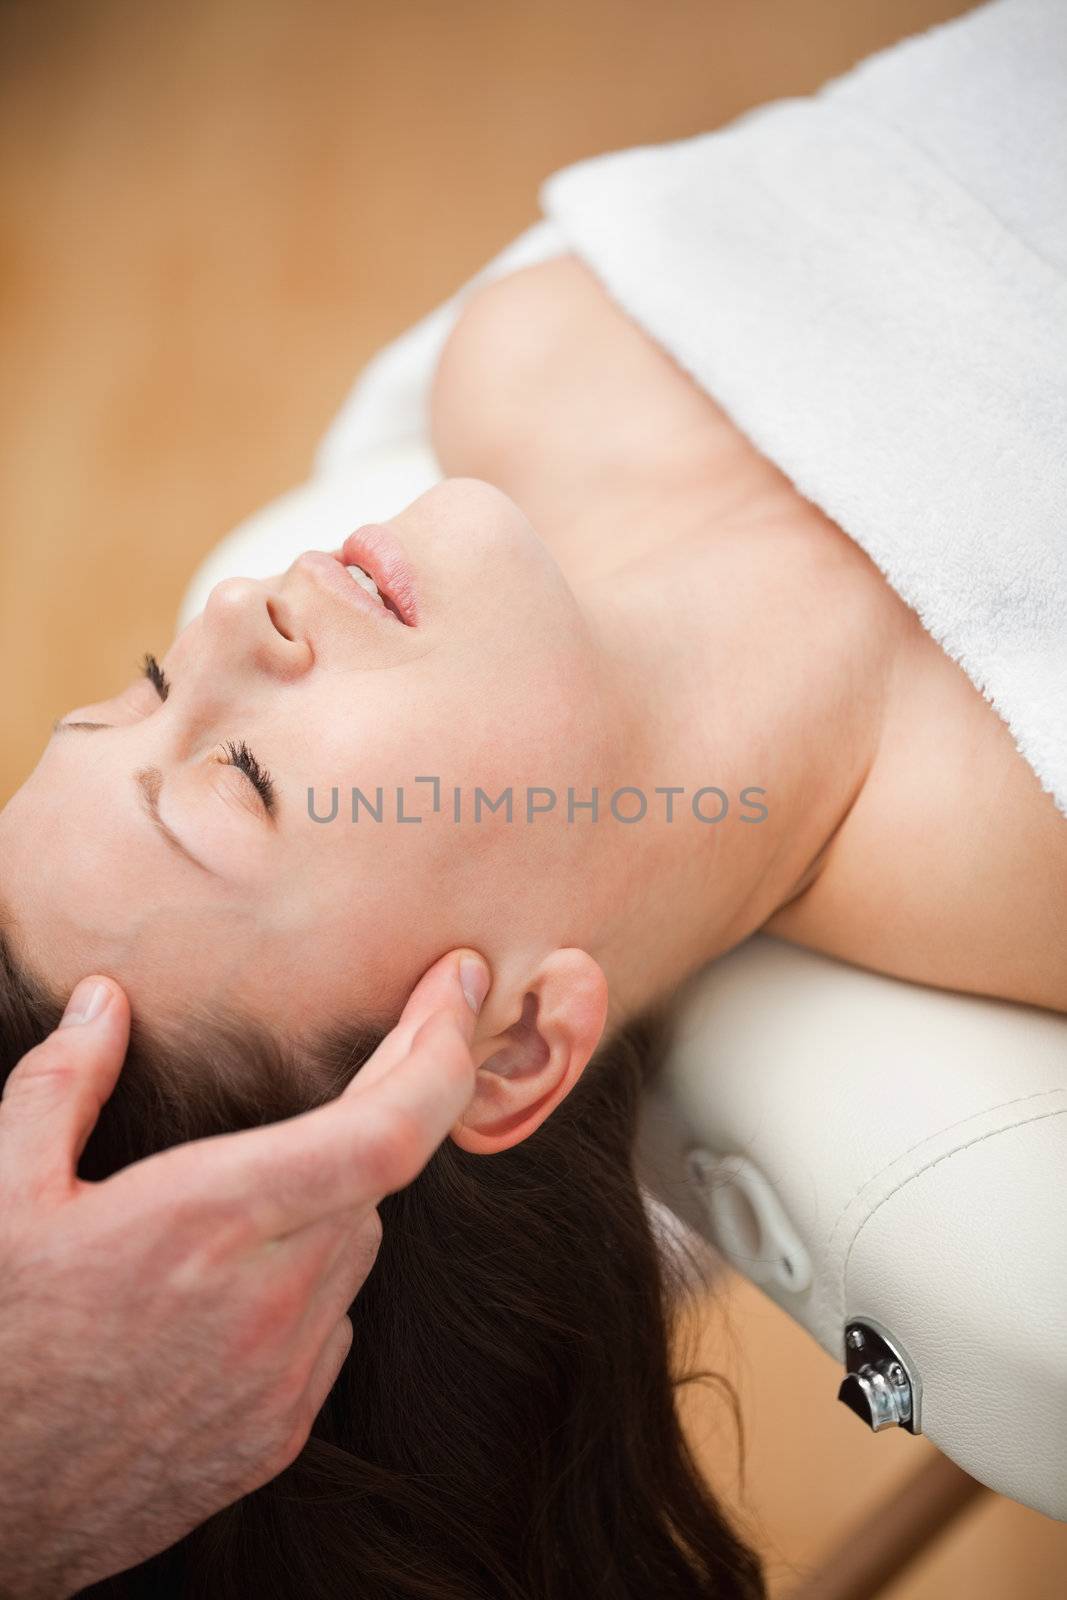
<box><xmin>0</xmin><ymin>729</ymin><xmax>449</xmax><ymax>1039</ymax></box>
<box><xmin>0</xmin><ymin>735</ymin><xmax>256</xmax><ymax>1011</ymax></box>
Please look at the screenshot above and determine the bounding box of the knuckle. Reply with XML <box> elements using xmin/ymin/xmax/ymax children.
<box><xmin>362</xmin><ymin>1206</ymin><xmax>384</xmax><ymax>1256</ymax></box>
<box><xmin>3</xmin><ymin>1048</ymin><xmax>79</xmax><ymax>1104</ymax></box>
<box><xmin>351</xmin><ymin>1215</ymin><xmax>383</xmax><ymax>1283</ymax></box>
<box><xmin>266</xmin><ymin>1414</ymin><xmax>312</xmax><ymax>1481</ymax></box>
<box><xmin>333</xmin><ymin>1229</ymin><xmax>379</xmax><ymax>1305</ymax></box>
<box><xmin>329</xmin><ymin>1316</ymin><xmax>355</xmax><ymax>1380</ymax></box>
<box><xmin>269</xmin><ymin>1357</ymin><xmax>312</xmax><ymax>1421</ymax></box>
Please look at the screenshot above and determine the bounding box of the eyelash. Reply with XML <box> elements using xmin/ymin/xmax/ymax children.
<box><xmin>142</xmin><ymin>652</ymin><xmax>170</xmax><ymax>701</ymax></box>
<box><xmin>141</xmin><ymin>654</ymin><xmax>276</xmax><ymax>816</ymax></box>
<box><xmin>222</xmin><ymin>739</ymin><xmax>276</xmax><ymax>816</ymax></box>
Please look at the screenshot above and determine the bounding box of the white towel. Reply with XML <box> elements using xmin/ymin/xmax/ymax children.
<box><xmin>319</xmin><ymin>0</ymin><xmax>1067</xmax><ymax>817</ymax></box>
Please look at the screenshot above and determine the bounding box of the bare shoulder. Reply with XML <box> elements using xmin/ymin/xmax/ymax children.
<box><xmin>436</xmin><ymin>253</ymin><xmax>620</xmax><ymax>367</ymax></box>
<box><xmin>430</xmin><ymin>255</ymin><xmax>595</xmax><ymax>475</ymax></box>
<box><xmin>430</xmin><ymin>252</ymin><xmax>732</xmax><ymax>482</ymax></box>
<box><xmin>765</xmin><ymin>611</ymin><xmax>1067</xmax><ymax>1015</ymax></box>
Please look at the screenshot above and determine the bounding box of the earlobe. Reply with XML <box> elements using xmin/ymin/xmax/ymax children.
<box><xmin>450</xmin><ymin>949</ymin><xmax>608</xmax><ymax>1157</ymax></box>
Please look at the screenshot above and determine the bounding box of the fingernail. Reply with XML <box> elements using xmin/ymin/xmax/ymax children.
<box><xmin>459</xmin><ymin>955</ymin><xmax>490</xmax><ymax>1015</ymax></box>
<box><xmin>60</xmin><ymin>978</ymin><xmax>111</xmax><ymax>1028</ymax></box>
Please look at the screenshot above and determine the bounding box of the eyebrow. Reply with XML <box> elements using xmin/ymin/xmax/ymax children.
<box><xmin>55</xmin><ymin>718</ymin><xmax>271</xmax><ymax>852</ymax></box>
<box><xmin>51</xmin><ymin>721</ymin><xmax>218</xmax><ymax>873</ymax></box>
<box><xmin>135</xmin><ymin>766</ymin><xmax>225</xmax><ymax>878</ymax></box>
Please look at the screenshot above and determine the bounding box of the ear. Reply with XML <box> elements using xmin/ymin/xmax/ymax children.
<box><xmin>450</xmin><ymin>948</ymin><xmax>608</xmax><ymax>1156</ymax></box>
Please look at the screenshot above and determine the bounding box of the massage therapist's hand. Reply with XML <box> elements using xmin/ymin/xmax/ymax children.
<box><xmin>0</xmin><ymin>949</ymin><xmax>490</xmax><ymax>1600</ymax></box>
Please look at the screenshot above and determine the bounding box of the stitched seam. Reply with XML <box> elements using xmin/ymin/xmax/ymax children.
<box><xmin>824</xmin><ymin>1087</ymin><xmax>1066</xmax><ymax>1250</ymax></box>
<box><xmin>838</xmin><ymin>1106</ymin><xmax>1067</xmax><ymax>1323</ymax></box>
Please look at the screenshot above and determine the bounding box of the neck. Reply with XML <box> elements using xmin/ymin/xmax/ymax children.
<box><xmin>519</xmin><ymin>447</ymin><xmax>898</xmax><ymax>1022</ymax></box>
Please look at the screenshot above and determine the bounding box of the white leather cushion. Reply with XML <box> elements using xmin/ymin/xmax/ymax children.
<box><xmin>651</xmin><ymin>935</ymin><xmax>1067</xmax><ymax>1519</ymax></box>
<box><xmin>848</xmin><ymin>1112</ymin><xmax>1067</xmax><ymax>1520</ymax></box>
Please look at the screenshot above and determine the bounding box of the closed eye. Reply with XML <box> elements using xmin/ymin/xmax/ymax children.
<box><xmin>55</xmin><ymin>653</ymin><xmax>277</xmax><ymax>823</ymax></box>
<box><xmin>221</xmin><ymin>738</ymin><xmax>276</xmax><ymax>817</ymax></box>
<box><xmin>143</xmin><ymin>653</ymin><xmax>276</xmax><ymax>818</ymax></box>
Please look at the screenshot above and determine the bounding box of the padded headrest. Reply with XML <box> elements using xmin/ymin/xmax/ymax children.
<box><xmin>636</xmin><ymin>934</ymin><xmax>1067</xmax><ymax>1519</ymax></box>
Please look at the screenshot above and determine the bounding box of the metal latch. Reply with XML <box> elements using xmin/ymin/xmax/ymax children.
<box><xmin>838</xmin><ymin>1317</ymin><xmax>922</xmax><ymax>1435</ymax></box>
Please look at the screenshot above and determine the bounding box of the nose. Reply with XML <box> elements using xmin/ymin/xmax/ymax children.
<box><xmin>200</xmin><ymin>576</ymin><xmax>312</xmax><ymax>682</ymax></box>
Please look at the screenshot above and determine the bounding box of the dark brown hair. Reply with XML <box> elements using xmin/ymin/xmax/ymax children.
<box><xmin>0</xmin><ymin>927</ymin><xmax>764</xmax><ymax>1600</ymax></box>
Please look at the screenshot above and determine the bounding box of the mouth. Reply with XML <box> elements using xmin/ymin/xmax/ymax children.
<box><xmin>298</xmin><ymin>524</ymin><xmax>419</xmax><ymax>628</ymax></box>
<box><xmin>336</xmin><ymin>525</ymin><xmax>419</xmax><ymax>626</ymax></box>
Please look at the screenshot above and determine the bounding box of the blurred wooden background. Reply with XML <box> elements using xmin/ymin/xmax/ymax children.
<box><xmin>2</xmin><ymin>0</ymin><xmax>1065</xmax><ymax>1592</ymax></box>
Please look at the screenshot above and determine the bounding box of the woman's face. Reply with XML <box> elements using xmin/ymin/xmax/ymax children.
<box><xmin>0</xmin><ymin>479</ymin><xmax>616</xmax><ymax>1042</ymax></box>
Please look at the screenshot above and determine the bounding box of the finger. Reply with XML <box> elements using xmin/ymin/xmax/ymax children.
<box><xmin>105</xmin><ymin>958</ymin><xmax>486</xmax><ymax>1235</ymax></box>
<box><xmin>138</xmin><ymin>1004</ymin><xmax>479</xmax><ymax>1237</ymax></box>
<box><xmin>345</xmin><ymin>947</ymin><xmax>490</xmax><ymax>1098</ymax></box>
<box><xmin>279</xmin><ymin>1006</ymin><xmax>475</xmax><ymax>1231</ymax></box>
<box><xmin>301</xmin><ymin>1314</ymin><xmax>354</xmax><ymax>1429</ymax></box>
<box><xmin>263</xmin><ymin>1316</ymin><xmax>354</xmax><ymax>1485</ymax></box>
<box><xmin>0</xmin><ymin>975</ymin><xmax>131</xmax><ymax>1197</ymax></box>
<box><xmin>272</xmin><ymin>1204</ymin><xmax>382</xmax><ymax>1302</ymax></box>
<box><xmin>289</xmin><ymin>1209</ymin><xmax>383</xmax><ymax>1344</ymax></box>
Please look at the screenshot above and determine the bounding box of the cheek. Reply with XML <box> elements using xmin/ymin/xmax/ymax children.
<box><xmin>297</xmin><ymin>674</ymin><xmax>461</xmax><ymax>793</ymax></box>
<box><xmin>260</xmin><ymin>871</ymin><xmax>449</xmax><ymax>1028</ymax></box>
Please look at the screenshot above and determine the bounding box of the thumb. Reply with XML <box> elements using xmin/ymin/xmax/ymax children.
<box><xmin>345</xmin><ymin>949</ymin><xmax>490</xmax><ymax>1098</ymax></box>
<box><xmin>0</xmin><ymin>975</ymin><xmax>131</xmax><ymax>1198</ymax></box>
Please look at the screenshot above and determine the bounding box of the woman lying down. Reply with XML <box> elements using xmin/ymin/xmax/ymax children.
<box><xmin>2</xmin><ymin>2</ymin><xmax>1066</xmax><ymax>1597</ymax></box>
